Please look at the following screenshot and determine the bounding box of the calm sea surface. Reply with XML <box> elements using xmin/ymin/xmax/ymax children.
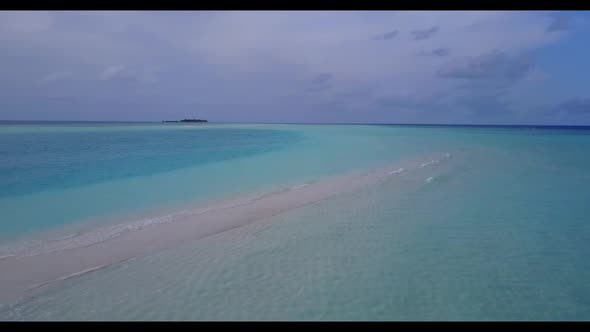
<box><xmin>1</xmin><ymin>122</ymin><xmax>590</xmax><ymax>320</ymax></box>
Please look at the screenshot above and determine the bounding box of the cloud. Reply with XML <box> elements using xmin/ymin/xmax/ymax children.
<box><xmin>437</xmin><ymin>51</ymin><xmax>532</xmax><ymax>81</ymax></box>
<box><xmin>554</xmin><ymin>98</ymin><xmax>590</xmax><ymax>114</ymax></box>
<box><xmin>311</xmin><ymin>73</ymin><xmax>333</xmax><ymax>84</ymax></box>
<box><xmin>0</xmin><ymin>11</ymin><xmax>53</xmax><ymax>34</ymax></box>
<box><xmin>453</xmin><ymin>91</ymin><xmax>514</xmax><ymax>117</ymax></box>
<box><xmin>419</xmin><ymin>48</ymin><xmax>450</xmax><ymax>57</ymax></box>
<box><xmin>304</xmin><ymin>73</ymin><xmax>334</xmax><ymax>94</ymax></box>
<box><xmin>375</xmin><ymin>30</ymin><xmax>398</xmax><ymax>40</ymax></box>
<box><xmin>375</xmin><ymin>90</ymin><xmax>444</xmax><ymax>110</ymax></box>
<box><xmin>410</xmin><ymin>26</ymin><xmax>439</xmax><ymax>40</ymax></box>
<box><xmin>435</xmin><ymin>51</ymin><xmax>536</xmax><ymax>121</ymax></box>
<box><xmin>40</xmin><ymin>71</ymin><xmax>73</xmax><ymax>84</ymax></box>
<box><xmin>0</xmin><ymin>11</ymin><xmax>576</xmax><ymax>123</ymax></box>
<box><xmin>546</xmin><ymin>16</ymin><xmax>570</xmax><ymax>33</ymax></box>
<box><xmin>99</xmin><ymin>65</ymin><xmax>126</xmax><ymax>80</ymax></box>
<box><xmin>535</xmin><ymin>97</ymin><xmax>590</xmax><ymax>125</ymax></box>
<box><xmin>98</xmin><ymin>65</ymin><xmax>157</xmax><ymax>84</ymax></box>
<box><xmin>432</xmin><ymin>48</ymin><xmax>450</xmax><ymax>56</ymax></box>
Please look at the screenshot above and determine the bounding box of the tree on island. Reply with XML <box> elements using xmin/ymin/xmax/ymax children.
<box><xmin>163</xmin><ymin>119</ymin><xmax>208</xmax><ymax>123</ymax></box>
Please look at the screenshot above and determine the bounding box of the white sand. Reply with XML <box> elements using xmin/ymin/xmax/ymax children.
<box><xmin>0</xmin><ymin>152</ymin><xmax>450</xmax><ymax>305</ymax></box>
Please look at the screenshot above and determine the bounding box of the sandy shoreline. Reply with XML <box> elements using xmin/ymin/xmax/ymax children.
<box><xmin>0</xmin><ymin>152</ymin><xmax>451</xmax><ymax>305</ymax></box>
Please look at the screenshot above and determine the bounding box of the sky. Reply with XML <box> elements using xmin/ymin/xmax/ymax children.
<box><xmin>1</xmin><ymin>10</ymin><xmax>590</xmax><ymax>125</ymax></box>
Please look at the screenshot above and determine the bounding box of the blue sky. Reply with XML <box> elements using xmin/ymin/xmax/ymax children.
<box><xmin>1</xmin><ymin>11</ymin><xmax>589</xmax><ymax>124</ymax></box>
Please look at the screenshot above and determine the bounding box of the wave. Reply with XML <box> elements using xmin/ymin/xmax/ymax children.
<box><xmin>291</xmin><ymin>183</ymin><xmax>310</xmax><ymax>190</ymax></box>
<box><xmin>420</xmin><ymin>160</ymin><xmax>437</xmax><ymax>167</ymax></box>
<box><xmin>0</xmin><ymin>255</ymin><xmax>15</xmax><ymax>262</ymax></box>
<box><xmin>389</xmin><ymin>168</ymin><xmax>405</xmax><ymax>175</ymax></box>
<box><xmin>4</xmin><ymin>213</ymin><xmax>181</xmax><ymax>259</ymax></box>
<box><xmin>49</xmin><ymin>233</ymin><xmax>80</xmax><ymax>242</ymax></box>
<box><xmin>421</xmin><ymin>155</ymin><xmax>448</xmax><ymax>168</ymax></box>
<box><xmin>26</xmin><ymin>264</ymin><xmax>113</xmax><ymax>291</ymax></box>
<box><xmin>26</xmin><ymin>257</ymin><xmax>136</xmax><ymax>292</ymax></box>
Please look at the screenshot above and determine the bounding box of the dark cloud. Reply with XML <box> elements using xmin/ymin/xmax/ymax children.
<box><xmin>432</xmin><ymin>48</ymin><xmax>450</xmax><ymax>57</ymax></box>
<box><xmin>454</xmin><ymin>91</ymin><xmax>513</xmax><ymax>117</ymax></box>
<box><xmin>554</xmin><ymin>98</ymin><xmax>590</xmax><ymax>114</ymax></box>
<box><xmin>436</xmin><ymin>52</ymin><xmax>534</xmax><ymax>120</ymax></box>
<box><xmin>410</xmin><ymin>26</ymin><xmax>439</xmax><ymax>40</ymax></box>
<box><xmin>311</xmin><ymin>73</ymin><xmax>333</xmax><ymax>84</ymax></box>
<box><xmin>437</xmin><ymin>51</ymin><xmax>532</xmax><ymax>81</ymax></box>
<box><xmin>373</xmin><ymin>89</ymin><xmax>447</xmax><ymax>111</ymax></box>
<box><xmin>305</xmin><ymin>73</ymin><xmax>334</xmax><ymax>93</ymax></box>
<box><xmin>375</xmin><ymin>30</ymin><xmax>398</xmax><ymax>40</ymax></box>
<box><xmin>546</xmin><ymin>16</ymin><xmax>570</xmax><ymax>33</ymax></box>
<box><xmin>376</xmin><ymin>96</ymin><xmax>429</xmax><ymax>110</ymax></box>
<box><xmin>419</xmin><ymin>48</ymin><xmax>450</xmax><ymax>57</ymax></box>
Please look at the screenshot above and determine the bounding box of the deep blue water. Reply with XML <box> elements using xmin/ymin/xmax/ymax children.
<box><xmin>0</xmin><ymin>126</ymin><xmax>299</xmax><ymax>198</ymax></box>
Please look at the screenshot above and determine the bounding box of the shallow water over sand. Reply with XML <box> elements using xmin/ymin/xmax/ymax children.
<box><xmin>2</xmin><ymin>124</ymin><xmax>590</xmax><ymax>320</ymax></box>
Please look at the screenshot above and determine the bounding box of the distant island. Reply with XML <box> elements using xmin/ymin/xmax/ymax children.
<box><xmin>163</xmin><ymin>119</ymin><xmax>208</xmax><ymax>123</ymax></box>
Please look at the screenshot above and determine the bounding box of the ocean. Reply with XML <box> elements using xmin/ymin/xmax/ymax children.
<box><xmin>1</xmin><ymin>122</ymin><xmax>590</xmax><ymax>320</ymax></box>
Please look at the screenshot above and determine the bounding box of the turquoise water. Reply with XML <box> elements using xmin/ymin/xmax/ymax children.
<box><xmin>0</xmin><ymin>122</ymin><xmax>446</xmax><ymax>239</ymax></box>
<box><xmin>1</xmin><ymin>123</ymin><xmax>590</xmax><ymax>320</ymax></box>
<box><xmin>0</xmin><ymin>125</ymin><xmax>299</xmax><ymax>198</ymax></box>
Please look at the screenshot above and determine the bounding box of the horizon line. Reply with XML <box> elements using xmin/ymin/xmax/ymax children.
<box><xmin>2</xmin><ymin>120</ymin><xmax>590</xmax><ymax>128</ymax></box>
